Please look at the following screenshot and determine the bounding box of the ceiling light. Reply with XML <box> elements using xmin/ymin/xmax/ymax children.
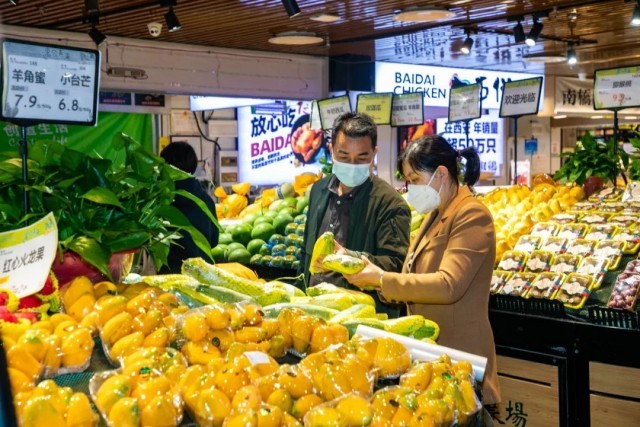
<box><xmin>591</xmin><ymin>115</ymin><xmax>603</xmax><ymax>119</ymax></box>
<box><xmin>625</xmin><ymin>116</ymin><xmax>638</xmax><ymax>120</ymax></box>
<box><xmin>567</xmin><ymin>45</ymin><xmax>578</xmax><ymax>65</ymax></box>
<box><xmin>310</xmin><ymin>13</ymin><xmax>340</xmax><ymax>23</ymax></box>
<box><xmin>394</xmin><ymin>6</ymin><xmax>455</xmax><ymax>22</ymax></box>
<box><xmin>164</xmin><ymin>6</ymin><xmax>181</xmax><ymax>32</ymax></box>
<box><xmin>523</xmin><ymin>52</ymin><xmax>566</xmax><ymax>63</ymax></box>
<box><xmin>9</xmin><ymin>0</ymin><xmax>18</xmax><ymax>4</ymax></box>
<box><xmin>553</xmin><ymin>115</ymin><xmax>568</xmax><ymax>119</ymax></box>
<box><xmin>268</xmin><ymin>31</ymin><xmax>323</xmax><ymax>45</ymax></box>
<box><xmin>526</xmin><ymin>19</ymin><xmax>543</xmax><ymax>46</ymax></box>
<box><xmin>281</xmin><ymin>0</ymin><xmax>301</xmax><ymax>18</ymax></box>
<box><xmin>513</xmin><ymin>21</ymin><xmax>525</xmax><ymax>44</ymax></box>
<box><xmin>632</xmin><ymin>2</ymin><xmax>640</xmax><ymax>26</ymax></box>
<box><xmin>460</xmin><ymin>32</ymin><xmax>474</xmax><ymax>55</ymax></box>
<box><xmin>88</xmin><ymin>26</ymin><xmax>106</xmax><ymax>46</ymax></box>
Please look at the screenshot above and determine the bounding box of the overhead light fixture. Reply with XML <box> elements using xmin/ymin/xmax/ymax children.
<box><xmin>394</xmin><ymin>6</ymin><xmax>455</xmax><ymax>22</ymax></box>
<box><xmin>513</xmin><ymin>20</ymin><xmax>525</xmax><ymax>43</ymax></box>
<box><xmin>9</xmin><ymin>0</ymin><xmax>18</xmax><ymax>5</ymax></box>
<box><xmin>460</xmin><ymin>31</ymin><xmax>474</xmax><ymax>55</ymax></box>
<box><xmin>632</xmin><ymin>1</ymin><xmax>640</xmax><ymax>26</ymax></box>
<box><xmin>268</xmin><ymin>31</ymin><xmax>323</xmax><ymax>45</ymax></box>
<box><xmin>553</xmin><ymin>115</ymin><xmax>568</xmax><ymax>119</ymax></box>
<box><xmin>310</xmin><ymin>13</ymin><xmax>340</xmax><ymax>23</ymax></box>
<box><xmin>164</xmin><ymin>6</ymin><xmax>181</xmax><ymax>32</ymax></box>
<box><xmin>526</xmin><ymin>19</ymin><xmax>543</xmax><ymax>46</ymax></box>
<box><xmin>567</xmin><ymin>44</ymin><xmax>578</xmax><ymax>65</ymax></box>
<box><xmin>625</xmin><ymin>116</ymin><xmax>638</xmax><ymax>120</ymax></box>
<box><xmin>281</xmin><ymin>0</ymin><xmax>301</xmax><ymax>18</ymax></box>
<box><xmin>591</xmin><ymin>115</ymin><xmax>603</xmax><ymax>119</ymax></box>
<box><xmin>88</xmin><ymin>26</ymin><xmax>106</xmax><ymax>46</ymax></box>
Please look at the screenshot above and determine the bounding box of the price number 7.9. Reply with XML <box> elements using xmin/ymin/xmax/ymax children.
<box><xmin>14</xmin><ymin>94</ymin><xmax>38</xmax><ymax>108</ymax></box>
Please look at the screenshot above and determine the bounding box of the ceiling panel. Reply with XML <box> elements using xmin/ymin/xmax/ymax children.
<box><xmin>0</xmin><ymin>0</ymin><xmax>638</xmax><ymax>78</ymax></box>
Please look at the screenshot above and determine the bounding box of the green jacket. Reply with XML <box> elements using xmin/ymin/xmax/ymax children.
<box><xmin>301</xmin><ymin>175</ymin><xmax>411</xmax><ymax>316</ymax></box>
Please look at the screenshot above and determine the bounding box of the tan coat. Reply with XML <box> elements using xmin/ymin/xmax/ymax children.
<box><xmin>381</xmin><ymin>185</ymin><xmax>501</xmax><ymax>404</ymax></box>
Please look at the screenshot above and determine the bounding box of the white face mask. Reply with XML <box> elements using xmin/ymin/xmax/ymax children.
<box><xmin>332</xmin><ymin>158</ymin><xmax>371</xmax><ymax>188</ymax></box>
<box><xmin>406</xmin><ymin>172</ymin><xmax>442</xmax><ymax>214</ymax></box>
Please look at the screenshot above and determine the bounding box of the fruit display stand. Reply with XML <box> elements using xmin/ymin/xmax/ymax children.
<box><xmin>480</xmin><ymin>185</ymin><xmax>640</xmax><ymax>427</ymax></box>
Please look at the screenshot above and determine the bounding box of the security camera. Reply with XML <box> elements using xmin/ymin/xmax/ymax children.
<box><xmin>148</xmin><ymin>22</ymin><xmax>162</xmax><ymax>37</ymax></box>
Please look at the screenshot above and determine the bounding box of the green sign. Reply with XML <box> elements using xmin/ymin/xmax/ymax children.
<box><xmin>0</xmin><ymin>112</ymin><xmax>153</xmax><ymax>163</ymax></box>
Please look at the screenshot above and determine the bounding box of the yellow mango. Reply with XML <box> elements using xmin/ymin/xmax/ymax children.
<box><xmin>21</xmin><ymin>394</ymin><xmax>65</xmax><ymax>427</ymax></box>
<box><xmin>95</xmin><ymin>374</ymin><xmax>131</xmax><ymax>415</ymax></box>
<box><xmin>67</xmin><ymin>293</ymin><xmax>97</xmax><ymax>322</ymax></box>
<box><xmin>140</xmin><ymin>394</ymin><xmax>177</xmax><ymax>427</ymax></box>
<box><xmin>7</xmin><ymin>345</ymin><xmax>41</xmax><ymax>380</ymax></box>
<box><xmin>66</xmin><ymin>392</ymin><xmax>97</xmax><ymax>427</ymax></box>
<box><xmin>94</xmin><ymin>295</ymin><xmax>128</xmax><ymax>327</ymax></box>
<box><xmin>101</xmin><ymin>311</ymin><xmax>134</xmax><ymax>346</ymax></box>
<box><xmin>143</xmin><ymin>327</ymin><xmax>171</xmax><ymax>348</ymax></box>
<box><xmin>62</xmin><ymin>276</ymin><xmax>94</xmax><ymax>310</ymax></box>
<box><xmin>107</xmin><ymin>397</ymin><xmax>139</xmax><ymax>427</ymax></box>
<box><xmin>61</xmin><ymin>328</ymin><xmax>94</xmax><ymax>369</ymax></box>
<box><xmin>110</xmin><ymin>331</ymin><xmax>145</xmax><ymax>361</ymax></box>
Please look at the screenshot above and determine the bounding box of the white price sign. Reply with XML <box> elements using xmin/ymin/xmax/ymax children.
<box><xmin>448</xmin><ymin>83</ymin><xmax>482</xmax><ymax>123</ymax></box>
<box><xmin>317</xmin><ymin>95</ymin><xmax>351</xmax><ymax>131</ymax></box>
<box><xmin>0</xmin><ymin>213</ymin><xmax>58</xmax><ymax>298</ymax></box>
<box><xmin>499</xmin><ymin>77</ymin><xmax>543</xmax><ymax>117</ymax></box>
<box><xmin>594</xmin><ymin>66</ymin><xmax>640</xmax><ymax>110</ymax></box>
<box><xmin>391</xmin><ymin>92</ymin><xmax>424</xmax><ymax>127</ymax></box>
<box><xmin>1</xmin><ymin>39</ymin><xmax>100</xmax><ymax>125</ymax></box>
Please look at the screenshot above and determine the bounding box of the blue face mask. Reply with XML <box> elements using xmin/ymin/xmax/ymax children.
<box><xmin>332</xmin><ymin>158</ymin><xmax>371</xmax><ymax>188</ymax></box>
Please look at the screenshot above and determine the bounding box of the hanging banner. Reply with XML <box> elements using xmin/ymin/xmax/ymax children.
<box><xmin>237</xmin><ymin>100</ymin><xmax>328</xmax><ymax>185</ymax></box>
<box><xmin>391</xmin><ymin>92</ymin><xmax>424</xmax><ymax>127</ymax></box>
<box><xmin>310</xmin><ymin>100</ymin><xmax>322</xmax><ymax>130</ymax></box>
<box><xmin>0</xmin><ymin>112</ymin><xmax>154</xmax><ymax>162</ymax></box>
<box><xmin>499</xmin><ymin>77</ymin><xmax>543</xmax><ymax>117</ymax></box>
<box><xmin>555</xmin><ymin>77</ymin><xmax>595</xmax><ymax>114</ymax></box>
<box><xmin>355</xmin><ymin>93</ymin><xmax>393</xmax><ymax>125</ymax></box>
<box><xmin>449</xmin><ymin>83</ymin><xmax>482</xmax><ymax>123</ymax></box>
<box><xmin>318</xmin><ymin>96</ymin><xmax>351</xmax><ymax>130</ymax></box>
<box><xmin>0</xmin><ymin>212</ymin><xmax>57</xmax><ymax>298</ymax></box>
<box><xmin>594</xmin><ymin>66</ymin><xmax>640</xmax><ymax>110</ymax></box>
<box><xmin>437</xmin><ymin>109</ymin><xmax>504</xmax><ymax>177</ymax></box>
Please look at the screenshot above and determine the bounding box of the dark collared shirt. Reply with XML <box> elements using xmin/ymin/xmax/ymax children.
<box><xmin>309</xmin><ymin>175</ymin><xmax>366</xmax><ymax>287</ymax></box>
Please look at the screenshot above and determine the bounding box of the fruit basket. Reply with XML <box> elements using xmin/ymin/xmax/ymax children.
<box><xmin>550</xmin><ymin>254</ymin><xmax>582</xmax><ymax>275</ymax></box>
<box><xmin>524</xmin><ymin>251</ymin><xmax>554</xmax><ymax>273</ymax></box>
<box><xmin>540</xmin><ymin>237</ymin><xmax>568</xmax><ymax>254</ymax></box>
<box><xmin>527</xmin><ymin>272</ymin><xmax>564</xmax><ymax>299</ymax></box>
<box><xmin>554</xmin><ymin>274</ymin><xmax>593</xmax><ymax>309</ymax></box>
<box><xmin>501</xmin><ymin>273</ymin><xmax>537</xmax><ymax>297</ymax></box>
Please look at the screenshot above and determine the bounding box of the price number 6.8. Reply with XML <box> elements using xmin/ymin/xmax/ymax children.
<box><xmin>59</xmin><ymin>99</ymin><xmax>80</xmax><ymax>111</ymax></box>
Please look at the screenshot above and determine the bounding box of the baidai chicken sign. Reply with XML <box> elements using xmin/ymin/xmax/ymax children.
<box><xmin>237</xmin><ymin>101</ymin><xmax>328</xmax><ymax>185</ymax></box>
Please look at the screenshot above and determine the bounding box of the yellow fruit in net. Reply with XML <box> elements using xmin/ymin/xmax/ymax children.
<box><xmin>305</xmin><ymin>407</ymin><xmax>344</xmax><ymax>427</ymax></box>
<box><xmin>336</xmin><ymin>395</ymin><xmax>374</xmax><ymax>427</ymax></box>
<box><xmin>107</xmin><ymin>397</ymin><xmax>140</xmax><ymax>427</ymax></box>
<box><xmin>195</xmin><ymin>387</ymin><xmax>231</xmax><ymax>427</ymax></box>
<box><xmin>66</xmin><ymin>392</ymin><xmax>97</xmax><ymax>427</ymax></box>
<box><xmin>291</xmin><ymin>394</ymin><xmax>323</xmax><ymax>420</ymax></box>
<box><xmin>95</xmin><ymin>374</ymin><xmax>131</xmax><ymax>415</ymax></box>
<box><xmin>183</xmin><ymin>312</ymin><xmax>209</xmax><ymax>342</ymax></box>
<box><xmin>140</xmin><ymin>394</ymin><xmax>177</xmax><ymax>427</ymax></box>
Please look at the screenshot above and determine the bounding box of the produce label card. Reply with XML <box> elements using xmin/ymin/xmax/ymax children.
<box><xmin>0</xmin><ymin>212</ymin><xmax>57</xmax><ymax>297</ymax></box>
<box><xmin>594</xmin><ymin>66</ymin><xmax>640</xmax><ymax>110</ymax></box>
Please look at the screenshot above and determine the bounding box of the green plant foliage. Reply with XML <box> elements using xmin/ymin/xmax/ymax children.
<box><xmin>553</xmin><ymin>133</ymin><xmax>629</xmax><ymax>185</ymax></box>
<box><xmin>0</xmin><ymin>133</ymin><xmax>220</xmax><ymax>278</ymax></box>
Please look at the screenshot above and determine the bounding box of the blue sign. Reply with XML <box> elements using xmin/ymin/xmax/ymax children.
<box><xmin>525</xmin><ymin>138</ymin><xmax>538</xmax><ymax>155</ymax></box>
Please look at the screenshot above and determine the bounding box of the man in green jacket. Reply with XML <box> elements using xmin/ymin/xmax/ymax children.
<box><xmin>301</xmin><ymin>112</ymin><xmax>411</xmax><ymax>317</ymax></box>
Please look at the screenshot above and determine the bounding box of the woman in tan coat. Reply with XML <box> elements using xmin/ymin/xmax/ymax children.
<box><xmin>344</xmin><ymin>135</ymin><xmax>501</xmax><ymax>406</ymax></box>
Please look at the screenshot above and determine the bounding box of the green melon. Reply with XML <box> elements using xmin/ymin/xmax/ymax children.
<box><xmin>273</xmin><ymin>213</ymin><xmax>294</xmax><ymax>235</ymax></box>
<box><xmin>251</xmin><ymin>222</ymin><xmax>275</xmax><ymax>242</ymax></box>
<box><xmin>231</xmin><ymin>223</ymin><xmax>253</xmax><ymax>246</ymax></box>
<box><xmin>227</xmin><ymin>248</ymin><xmax>252</xmax><ymax>264</ymax></box>
<box><xmin>247</xmin><ymin>239</ymin><xmax>267</xmax><ymax>256</ymax></box>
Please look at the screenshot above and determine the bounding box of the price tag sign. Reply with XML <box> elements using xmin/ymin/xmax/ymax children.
<box><xmin>0</xmin><ymin>213</ymin><xmax>58</xmax><ymax>298</ymax></box>
<box><xmin>448</xmin><ymin>83</ymin><xmax>482</xmax><ymax>123</ymax></box>
<box><xmin>317</xmin><ymin>95</ymin><xmax>351</xmax><ymax>131</ymax></box>
<box><xmin>594</xmin><ymin>66</ymin><xmax>640</xmax><ymax>110</ymax></box>
<box><xmin>0</xmin><ymin>38</ymin><xmax>100</xmax><ymax>126</ymax></box>
<box><xmin>499</xmin><ymin>77</ymin><xmax>543</xmax><ymax>117</ymax></box>
<box><xmin>355</xmin><ymin>93</ymin><xmax>393</xmax><ymax>125</ymax></box>
<box><xmin>391</xmin><ymin>92</ymin><xmax>424</xmax><ymax>127</ymax></box>
<box><xmin>310</xmin><ymin>100</ymin><xmax>322</xmax><ymax>130</ymax></box>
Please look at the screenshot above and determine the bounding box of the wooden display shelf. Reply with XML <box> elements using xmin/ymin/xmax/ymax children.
<box><xmin>590</xmin><ymin>394</ymin><xmax>640</xmax><ymax>426</ymax></box>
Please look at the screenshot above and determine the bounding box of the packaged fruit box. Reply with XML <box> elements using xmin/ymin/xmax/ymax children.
<box><xmin>594</xmin><ymin>240</ymin><xmax>624</xmax><ymax>271</ymax></box>
<box><xmin>585</xmin><ymin>224</ymin><xmax>618</xmax><ymax>241</ymax></box>
<box><xmin>579</xmin><ymin>212</ymin><xmax>611</xmax><ymax>226</ymax></box>
<box><xmin>497</xmin><ymin>251</ymin><xmax>527</xmax><ymax>272</ymax></box>
<box><xmin>612</xmin><ymin>229</ymin><xmax>640</xmax><ymax>255</ymax></box>
<box><xmin>589</xmin><ymin>187</ymin><xmax>624</xmax><ymax>203</ymax></box>
<box><xmin>557</xmin><ymin>223</ymin><xmax>588</xmax><ymax>239</ymax></box>
<box><xmin>610</xmin><ymin>214</ymin><xmax>640</xmax><ymax>229</ymax></box>
<box><xmin>566</xmin><ymin>239</ymin><xmax>596</xmax><ymax>257</ymax></box>
<box><xmin>514</xmin><ymin>235</ymin><xmax>541</xmax><ymax>253</ymax></box>
<box><xmin>598</xmin><ymin>202</ymin><xmax>625</xmax><ymax>213</ymax></box>
<box><xmin>554</xmin><ymin>274</ymin><xmax>593</xmax><ymax>309</ymax></box>
<box><xmin>569</xmin><ymin>201</ymin><xmax>597</xmax><ymax>212</ymax></box>
<box><xmin>491</xmin><ymin>271</ymin><xmax>512</xmax><ymax>295</ymax></box>
<box><xmin>552</xmin><ymin>212</ymin><xmax>581</xmax><ymax>224</ymax></box>
<box><xmin>530</xmin><ymin>222</ymin><xmax>559</xmax><ymax>238</ymax></box>
<box><xmin>540</xmin><ymin>237</ymin><xmax>568</xmax><ymax>254</ymax></box>
<box><xmin>501</xmin><ymin>273</ymin><xmax>537</xmax><ymax>297</ymax></box>
<box><xmin>524</xmin><ymin>251</ymin><xmax>554</xmax><ymax>273</ymax></box>
<box><xmin>550</xmin><ymin>254</ymin><xmax>582</xmax><ymax>275</ymax></box>
<box><xmin>576</xmin><ymin>257</ymin><xmax>609</xmax><ymax>289</ymax></box>
<box><xmin>527</xmin><ymin>272</ymin><xmax>564</xmax><ymax>299</ymax></box>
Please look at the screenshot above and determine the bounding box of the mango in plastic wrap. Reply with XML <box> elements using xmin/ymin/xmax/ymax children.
<box><xmin>293</xmin><ymin>172</ymin><xmax>322</xmax><ymax>196</ymax></box>
<box><xmin>225</xmin><ymin>194</ymin><xmax>249</xmax><ymax>218</ymax></box>
<box><xmin>309</xmin><ymin>232</ymin><xmax>335</xmax><ymax>274</ymax></box>
<box><xmin>322</xmin><ymin>254</ymin><xmax>365</xmax><ymax>275</ymax></box>
<box><xmin>232</xmin><ymin>182</ymin><xmax>251</xmax><ymax>196</ymax></box>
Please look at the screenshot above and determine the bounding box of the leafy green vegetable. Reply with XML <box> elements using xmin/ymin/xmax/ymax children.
<box><xmin>0</xmin><ymin>133</ymin><xmax>219</xmax><ymax>278</ymax></box>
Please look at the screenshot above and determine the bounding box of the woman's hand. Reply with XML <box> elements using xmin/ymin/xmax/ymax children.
<box><xmin>343</xmin><ymin>256</ymin><xmax>384</xmax><ymax>290</ymax></box>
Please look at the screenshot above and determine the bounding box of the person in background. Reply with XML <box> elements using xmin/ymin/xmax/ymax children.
<box><xmin>160</xmin><ymin>141</ymin><xmax>219</xmax><ymax>273</ymax></box>
<box><xmin>343</xmin><ymin>135</ymin><xmax>501</xmax><ymax>410</ymax></box>
<box><xmin>301</xmin><ymin>112</ymin><xmax>411</xmax><ymax>318</ymax></box>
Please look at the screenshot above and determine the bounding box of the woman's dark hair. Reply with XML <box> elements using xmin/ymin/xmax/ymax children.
<box><xmin>160</xmin><ymin>141</ymin><xmax>198</xmax><ymax>174</ymax></box>
<box><xmin>399</xmin><ymin>135</ymin><xmax>481</xmax><ymax>186</ymax></box>
<box><xmin>332</xmin><ymin>112</ymin><xmax>377</xmax><ymax>149</ymax></box>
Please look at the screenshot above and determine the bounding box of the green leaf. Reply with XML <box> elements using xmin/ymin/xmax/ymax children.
<box><xmin>158</xmin><ymin>205</ymin><xmax>214</xmax><ymax>262</ymax></box>
<box><xmin>175</xmin><ymin>189</ymin><xmax>222</xmax><ymax>231</ymax></box>
<box><xmin>81</xmin><ymin>188</ymin><xmax>124</xmax><ymax>209</ymax></box>
<box><xmin>107</xmin><ymin>231</ymin><xmax>149</xmax><ymax>252</ymax></box>
<box><xmin>67</xmin><ymin>236</ymin><xmax>112</xmax><ymax>280</ymax></box>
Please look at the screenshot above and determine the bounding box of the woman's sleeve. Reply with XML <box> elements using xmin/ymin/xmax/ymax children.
<box><xmin>380</xmin><ymin>203</ymin><xmax>494</xmax><ymax>305</ymax></box>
